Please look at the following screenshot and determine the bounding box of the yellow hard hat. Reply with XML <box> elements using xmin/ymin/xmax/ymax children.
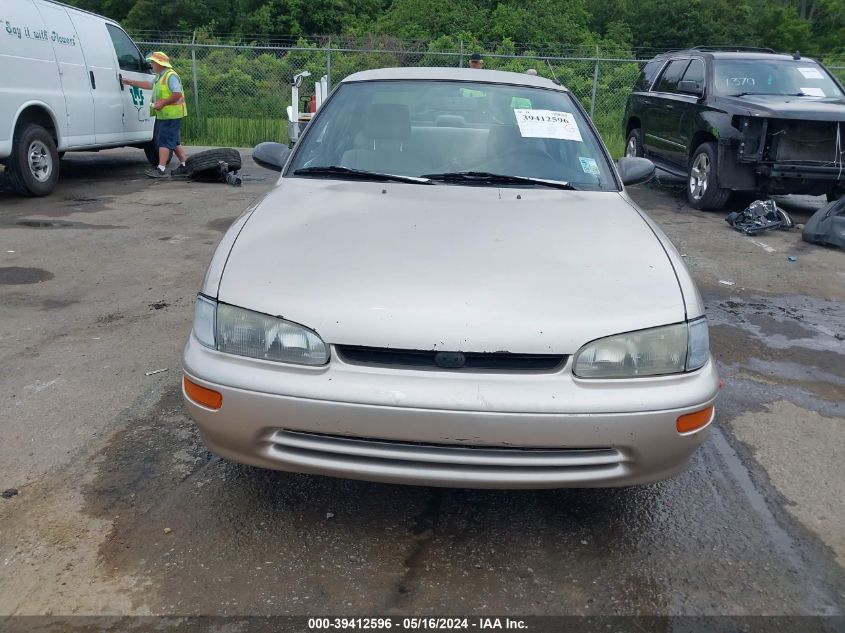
<box><xmin>146</xmin><ymin>51</ymin><xmax>172</xmax><ymax>68</ymax></box>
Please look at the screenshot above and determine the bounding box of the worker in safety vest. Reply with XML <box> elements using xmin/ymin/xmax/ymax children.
<box><xmin>122</xmin><ymin>51</ymin><xmax>188</xmax><ymax>178</ymax></box>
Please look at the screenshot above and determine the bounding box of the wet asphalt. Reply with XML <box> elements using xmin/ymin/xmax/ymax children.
<box><xmin>0</xmin><ymin>151</ymin><xmax>843</xmax><ymax>618</ymax></box>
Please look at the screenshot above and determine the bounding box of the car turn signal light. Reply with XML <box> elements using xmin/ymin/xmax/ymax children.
<box><xmin>676</xmin><ymin>406</ymin><xmax>714</xmax><ymax>434</ymax></box>
<box><xmin>183</xmin><ymin>376</ymin><xmax>222</xmax><ymax>410</ymax></box>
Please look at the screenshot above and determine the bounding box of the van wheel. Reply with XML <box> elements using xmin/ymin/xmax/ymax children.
<box><xmin>687</xmin><ymin>142</ymin><xmax>730</xmax><ymax>211</ymax></box>
<box><xmin>7</xmin><ymin>124</ymin><xmax>59</xmax><ymax>196</ymax></box>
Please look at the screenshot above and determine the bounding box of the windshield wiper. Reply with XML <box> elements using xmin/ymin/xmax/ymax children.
<box><xmin>293</xmin><ymin>166</ymin><xmax>432</xmax><ymax>184</ymax></box>
<box><xmin>421</xmin><ymin>171</ymin><xmax>578</xmax><ymax>190</ymax></box>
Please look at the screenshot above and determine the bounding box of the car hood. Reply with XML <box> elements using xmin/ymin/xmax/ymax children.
<box><xmin>217</xmin><ymin>178</ymin><xmax>686</xmax><ymax>354</ymax></box>
<box><xmin>712</xmin><ymin>94</ymin><xmax>845</xmax><ymax>120</ymax></box>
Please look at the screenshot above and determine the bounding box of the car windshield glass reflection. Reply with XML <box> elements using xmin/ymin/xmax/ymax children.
<box><xmin>713</xmin><ymin>60</ymin><xmax>843</xmax><ymax>98</ymax></box>
<box><xmin>287</xmin><ymin>80</ymin><xmax>616</xmax><ymax>190</ymax></box>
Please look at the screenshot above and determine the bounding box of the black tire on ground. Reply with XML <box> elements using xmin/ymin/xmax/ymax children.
<box><xmin>143</xmin><ymin>120</ymin><xmax>174</xmax><ymax>166</ymax></box>
<box><xmin>6</xmin><ymin>123</ymin><xmax>60</xmax><ymax>196</ymax></box>
<box><xmin>625</xmin><ymin>128</ymin><xmax>644</xmax><ymax>158</ymax></box>
<box><xmin>184</xmin><ymin>148</ymin><xmax>242</xmax><ymax>177</ymax></box>
<box><xmin>687</xmin><ymin>142</ymin><xmax>730</xmax><ymax>211</ymax></box>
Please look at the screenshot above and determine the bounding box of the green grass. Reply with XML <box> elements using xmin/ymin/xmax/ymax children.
<box><xmin>599</xmin><ymin>130</ymin><xmax>625</xmax><ymax>159</ymax></box>
<box><xmin>182</xmin><ymin>116</ymin><xmax>289</xmax><ymax>147</ymax></box>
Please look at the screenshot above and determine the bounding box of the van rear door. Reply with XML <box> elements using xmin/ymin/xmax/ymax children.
<box><xmin>68</xmin><ymin>11</ymin><xmax>125</xmax><ymax>144</ymax></box>
<box><xmin>105</xmin><ymin>24</ymin><xmax>154</xmax><ymax>143</ymax></box>
<box><xmin>32</xmin><ymin>0</ymin><xmax>95</xmax><ymax>146</ymax></box>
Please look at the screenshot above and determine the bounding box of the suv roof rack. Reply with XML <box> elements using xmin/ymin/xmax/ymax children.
<box><xmin>690</xmin><ymin>45</ymin><xmax>778</xmax><ymax>54</ymax></box>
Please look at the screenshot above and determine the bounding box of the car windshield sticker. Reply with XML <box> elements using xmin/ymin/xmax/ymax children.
<box><xmin>579</xmin><ymin>157</ymin><xmax>600</xmax><ymax>176</ymax></box>
<box><xmin>800</xmin><ymin>87</ymin><xmax>826</xmax><ymax>97</ymax></box>
<box><xmin>798</xmin><ymin>67</ymin><xmax>824</xmax><ymax>80</ymax></box>
<box><xmin>514</xmin><ymin>109</ymin><xmax>582</xmax><ymax>141</ymax></box>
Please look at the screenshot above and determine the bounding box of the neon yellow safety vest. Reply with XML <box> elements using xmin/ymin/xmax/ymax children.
<box><xmin>151</xmin><ymin>68</ymin><xmax>188</xmax><ymax>120</ymax></box>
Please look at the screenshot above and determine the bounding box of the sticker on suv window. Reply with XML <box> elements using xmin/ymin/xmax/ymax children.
<box><xmin>800</xmin><ymin>87</ymin><xmax>826</xmax><ymax>97</ymax></box>
<box><xmin>798</xmin><ymin>67</ymin><xmax>824</xmax><ymax>80</ymax></box>
<box><xmin>514</xmin><ymin>109</ymin><xmax>582</xmax><ymax>141</ymax></box>
<box><xmin>579</xmin><ymin>157</ymin><xmax>600</xmax><ymax>176</ymax></box>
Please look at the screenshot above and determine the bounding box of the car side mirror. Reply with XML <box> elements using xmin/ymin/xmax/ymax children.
<box><xmin>618</xmin><ymin>157</ymin><xmax>655</xmax><ymax>186</ymax></box>
<box><xmin>678</xmin><ymin>80</ymin><xmax>703</xmax><ymax>96</ymax></box>
<box><xmin>253</xmin><ymin>142</ymin><xmax>292</xmax><ymax>172</ymax></box>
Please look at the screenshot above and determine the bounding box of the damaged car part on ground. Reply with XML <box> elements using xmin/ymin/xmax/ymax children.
<box><xmin>181</xmin><ymin>67</ymin><xmax>719</xmax><ymax>489</ymax></box>
<box><xmin>803</xmin><ymin>196</ymin><xmax>845</xmax><ymax>249</ymax></box>
<box><xmin>725</xmin><ymin>199</ymin><xmax>794</xmax><ymax>234</ymax></box>
<box><xmin>624</xmin><ymin>47</ymin><xmax>845</xmax><ymax>210</ymax></box>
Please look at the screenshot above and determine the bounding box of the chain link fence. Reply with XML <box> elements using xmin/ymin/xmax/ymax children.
<box><xmin>136</xmin><ymin>36</ymin><xmax>845</xmax><ymax>157</ymax></box>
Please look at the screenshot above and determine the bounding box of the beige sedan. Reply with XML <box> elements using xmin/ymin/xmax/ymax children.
<box><xmin>182</xmin><ymin>67</ymin><xmax>719</xmax><ymax>488</ymax></box>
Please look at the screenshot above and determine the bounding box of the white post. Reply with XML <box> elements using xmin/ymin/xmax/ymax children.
<box><xmin>291</xmin><ymin>84</ymin><xmax>299</xmax><ymax>122</ymax></box>
<box><xmin>320</xmin><ymin>75</ymin><xmax>328</xmax><ymax>108</ymax></box>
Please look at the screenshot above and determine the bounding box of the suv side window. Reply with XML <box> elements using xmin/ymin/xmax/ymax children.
<box><xmin>683</xmin><ymin>59</ymin><xmax>705</xmax><ymax>84</ymax></box>
<box><xmin>636</xmin><ymin>60</ymin><xmax>665</xmax><ymax>91</ymax></box>
<box><xmin>655</xmin><ymin>59</ymin><xmax>690</xmax><ymax>93</ymax></box>
<box><xmin>106</xmin><ymin>24</ymin><xmax>144</xmax><ymax>72</ymax></box>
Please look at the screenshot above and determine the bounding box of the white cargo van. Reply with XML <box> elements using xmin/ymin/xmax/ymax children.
<box><xmin>0</xmin><ymin>0</ymin><xmax>157</xmax><ymax>195</ymax></box>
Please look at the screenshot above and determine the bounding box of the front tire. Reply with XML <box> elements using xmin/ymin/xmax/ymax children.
<box><xmin>6</xmin><ymin>123</ymin><xmax>59</xmax><ymax>196</ymax></box>
<box><xmin>625</xmin><ymin>128</ymin><xmax>643</xmax><ymax>158</ymax></box>
<box><xmin>687</xmin><ymin>142</ymin><xmax>730</xmax><ymax>211</ymax></box>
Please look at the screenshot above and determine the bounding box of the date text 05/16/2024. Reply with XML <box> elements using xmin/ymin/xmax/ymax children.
<box><xmin>307</xmin><ymin>618</ymin><xmax>528</xmax><ymax>630</ymax></box>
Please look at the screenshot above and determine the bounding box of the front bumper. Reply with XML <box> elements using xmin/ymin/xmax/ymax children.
<box><xmin>182</xmin><ymin>336</ymin><xmax>720</xmax><ymax>489</ymax></box>
<box><xmin>758</xmin><ymin>163</ymin><xmax>845</xmax><ymax>180</ymax></box>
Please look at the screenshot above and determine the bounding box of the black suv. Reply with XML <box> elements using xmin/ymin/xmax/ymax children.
<box><xmin>624</xmin><ymin>47</ymin><xmax>845</xmax><ymax>210</ymax></box>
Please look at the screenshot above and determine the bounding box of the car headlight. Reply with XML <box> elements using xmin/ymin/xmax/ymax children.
<box><xmin>573</xmin><ymin>318</ymin><xmax>709</xmax><ymax>378</ymax></box>
<box><xmin>192</xmin><ymin>296</ymin><xmax>328</xmax><ymax>365</ymax></box>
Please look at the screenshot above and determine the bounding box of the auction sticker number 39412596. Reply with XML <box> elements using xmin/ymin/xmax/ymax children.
<box><xmin>514</xmin><ymin>109</ymin><xmax>583</xmax><ymax>142</ymax></box>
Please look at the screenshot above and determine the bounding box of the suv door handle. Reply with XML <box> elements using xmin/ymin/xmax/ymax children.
<box><xmin>664</xmin><ymin>104</ymin><xmax>674</xmax><ymax>110</ymax></box>
<box><xmin>89</xmin><ymin>71</ymin><xmax>96</xmax><ymax>90</ymax></box>
<box><xmin>118</xmin><ymin>73</ymin><xmax>125</xmax><ymax>91</ymax></box>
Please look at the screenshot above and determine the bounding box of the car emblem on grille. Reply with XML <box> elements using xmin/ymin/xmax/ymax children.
<box><xmin>434</xmin><ymin>351</ymin><xmax>466</xmax><ymax>368</ymax></box>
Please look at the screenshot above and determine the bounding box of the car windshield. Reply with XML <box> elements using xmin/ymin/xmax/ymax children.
<box><xmin>713</xmin><ymin>59</ymin><xmax>843</xmax><ymax>98</ymax></box>
<box><xmin>287</xmin><ymin>79</ymin><xmax>617</xmax><ymax>190</ymax></box>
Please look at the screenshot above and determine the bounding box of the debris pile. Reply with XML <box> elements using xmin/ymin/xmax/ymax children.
<box><xmin>725</xmin><ymin>200</ymin><xmax>794</xmax><ymax>235</ymax></box>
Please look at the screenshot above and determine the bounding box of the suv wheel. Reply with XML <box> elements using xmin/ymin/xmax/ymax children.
<box><xmin>6</xmin><ymin>123</ymin><xmax>60</xmax><ymax>196</ymax></box>
<box><xmin>687</xmin><ymin>142</ymin><xmax>730</xmax><ymax>210</ymax></box>
<box><xmin>625</xmin><ymin>128</ymin><xmax>643</xmax><ymax>158</ymax></box>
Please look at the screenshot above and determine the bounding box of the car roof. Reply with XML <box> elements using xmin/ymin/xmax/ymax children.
<box><xmin>342</xmin><ymin>67</ymin><xmax>567</xmax><ymax>91</ymax></box>
<box><xmin>653</xmin><ymin>49</ymin><xmax>818</xmax><ymax>63</ymax></box>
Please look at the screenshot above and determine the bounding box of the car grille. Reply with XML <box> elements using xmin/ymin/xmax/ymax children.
<box><xmin>269</xmin><ymin>430</ymin><xmax>624</xmax><ymax>471</ymax></box>
<box><xmin>336</xmin><ymin>345</ymin><xmax>566</xmax><ymax>371</ymax></box>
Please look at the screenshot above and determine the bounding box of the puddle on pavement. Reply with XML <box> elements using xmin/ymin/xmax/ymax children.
<box><xmin>703</xmin><ymin>287</ymin><xmax>845</xmax><ymax>404</ymax></box>
<box><xmin>205</xmin><ymin>216</ymin><xmax>238</xmax><ymax>233</ymax></box>
<box><xmin>9</xmin><ymin>219</ymin><xmax>125</xmax><ymax>230</ymax></box>
<box><xmin>706</xmin><ymin>291</ymin><xmax>845</xmax><ymax>353</ymax></box>
<box><xmin>0</xmin><ymin>267</ymin><xmax>54</xmax><ymax>284</ymax></box>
